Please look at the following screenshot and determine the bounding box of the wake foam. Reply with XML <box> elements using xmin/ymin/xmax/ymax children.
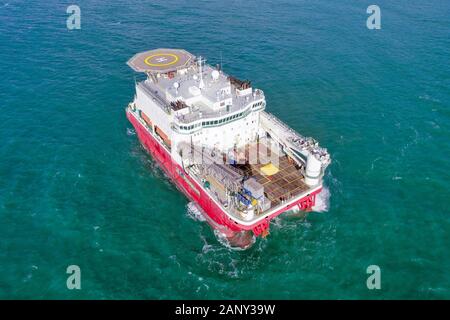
<box><xmin>312</xmin><ymin>186</ymin><xmax>330</xmax><ymax>212</ymax></box>
<box><xmin>186</xmin><ymin>202</ymin><xmax>206</xmax><ymax>222</ymax></box>
<box><xmin>187</xmin><ymin>202</ymin><xmax>256</xmax><ymax>250</ymax></box>
<box><xmin>214</xmin><ymin>229</ymin><xmax>256</xmax><ymax>251</ymax></box>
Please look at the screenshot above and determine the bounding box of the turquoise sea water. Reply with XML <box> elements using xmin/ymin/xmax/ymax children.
<box><xmin>1</xmin><ymin>0</ymin><xmax>449</xmax><ymax>299</ymax></box>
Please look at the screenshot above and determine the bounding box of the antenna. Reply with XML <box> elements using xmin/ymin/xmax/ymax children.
<box><xmin>220</xmin><ymin>51</ymin><xmax>223</xmax><ymax>71</ymax></box>
<box><xmin>198</xmin><ymin>56</ymin><xmax>205</xmax><ymax>90</ymax></box>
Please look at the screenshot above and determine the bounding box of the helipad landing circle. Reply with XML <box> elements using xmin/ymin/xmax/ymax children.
<box><xmin>127</xmin><ymin>48</ymin><xmax>194</xmax><ymax>73</ymax></box>
<box><xmin>144</xmin><ymin>53</ymin><xmax>179</xmax><ymax>67</ymax></box>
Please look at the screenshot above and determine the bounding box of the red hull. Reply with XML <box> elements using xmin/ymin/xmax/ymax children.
<box><xmin>127</xmin><ymin>110</ymin><xmax>321</xmax><ymax>238</ymax></box>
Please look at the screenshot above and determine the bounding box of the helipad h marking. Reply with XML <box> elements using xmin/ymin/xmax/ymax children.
<box><xmin>144</xmin><ymin>53</ymin><xmax>179</xmax><ymax>67</ymax></box>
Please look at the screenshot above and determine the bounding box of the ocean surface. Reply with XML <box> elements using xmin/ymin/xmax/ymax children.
<box><xmin>1</xmin><ymin>0</ymin><xmax>449</xmax><ymax>299</ymax></box>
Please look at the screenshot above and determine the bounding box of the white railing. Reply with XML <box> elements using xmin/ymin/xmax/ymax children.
<box><xmin>260</xmin><ymin>112</ymin><xmax>330</xmax><ymax>167</ymax></box>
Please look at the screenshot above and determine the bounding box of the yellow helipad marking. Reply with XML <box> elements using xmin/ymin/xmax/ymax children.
<box><xmin>144</xmin><ymin>53</ymin><xmax>179</xmax><ymax>67</ymax></box>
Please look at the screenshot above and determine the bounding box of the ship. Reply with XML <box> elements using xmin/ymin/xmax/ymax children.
<box><xmin>126</xmin><ymin>49</ymin><xmax>330</xmax><ymax>248</ymax></box>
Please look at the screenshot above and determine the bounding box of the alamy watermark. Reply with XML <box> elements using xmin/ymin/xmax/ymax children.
<box><xmin>66</xmin><ymin>265</ymin><xmax>81</xmax><ymax>290</ymax></box>
<box><xmin>177</xmin><ymin>140</ymin><xmax>281</xmax><ymax>167</ymax></box>
<box><xmin>366</xmin><ymin>265</ymin><xmax>381</xmax><ymax>290</ymax></box>
<box><xmin>366</xmin><ymin>5</ymin><xmax>381</xmax><ymax>30</ymax></box>
<box><xmin>66</xmin><ymin>5</ymin><xmax>81</xmax><ymax>30</ymax></box>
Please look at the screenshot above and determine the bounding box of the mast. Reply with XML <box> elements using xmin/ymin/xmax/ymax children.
<box><xmin>198</xmin><ymin>56</ymin><xmax>205</xmax><ymax>90</ymax></box>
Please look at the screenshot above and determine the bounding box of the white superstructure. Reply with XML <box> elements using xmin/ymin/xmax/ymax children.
<box><xmin>131</xmin><ymin>51</ymin><xmax>266</xmax><ymax>166</ymax></box>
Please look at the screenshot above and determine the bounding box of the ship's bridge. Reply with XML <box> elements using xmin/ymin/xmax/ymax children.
<box><xmin>127</xmin><ymin>48</ymin><xmax>194</xmax><ymax>74</ymax></box>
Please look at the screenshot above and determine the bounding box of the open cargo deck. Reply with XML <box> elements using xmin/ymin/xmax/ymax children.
<box><xmin>182</xmin><ymin>136</ymin><xmax>312</xmax><ymax>222</ymax></box>
<box><xmin>236</xmin><ymin>156</ymin><xmax>309</xmax><ymax>209</ymax></box>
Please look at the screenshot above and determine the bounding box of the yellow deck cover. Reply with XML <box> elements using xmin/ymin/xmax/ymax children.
<box><xmin>260</xmin><ymin>163</ymin><xmax>279</xmax><ymax>176</ymax></box>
